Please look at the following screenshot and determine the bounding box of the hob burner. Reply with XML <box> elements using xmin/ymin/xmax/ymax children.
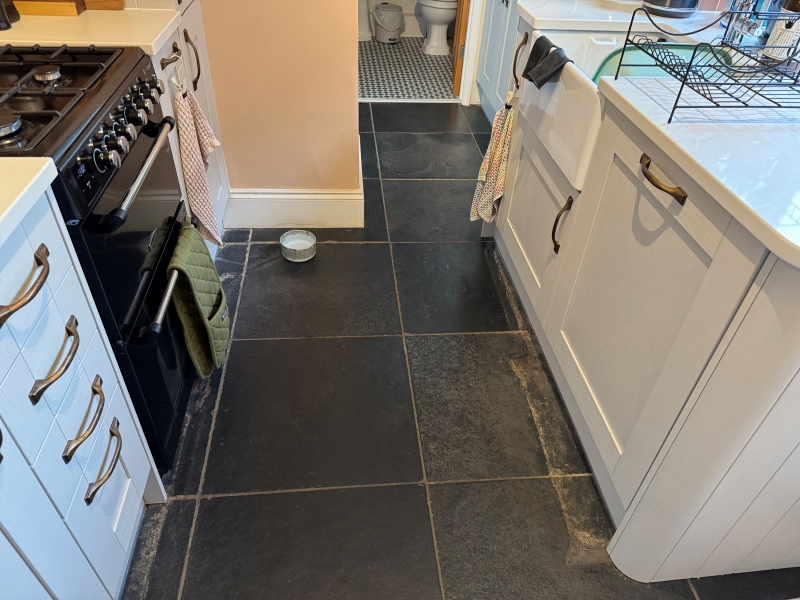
<box><xmin>0</xmin><ymin>107</ymin><xmax>22</xmax><ymax>138</ymax></box>
<box><xmin>32</xmin><ymin>65</ymin><xmax>61</xmax><ymax>82</ymax></box>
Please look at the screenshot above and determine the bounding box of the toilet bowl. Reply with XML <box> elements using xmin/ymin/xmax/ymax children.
<box><xmin>419</xmin><ymin>0</ymin><xmax>458</xmax><ymax>56</ymax></box>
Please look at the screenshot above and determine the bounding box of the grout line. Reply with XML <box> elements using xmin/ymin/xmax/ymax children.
<box><xmin>427</xmin><ymin>473</ymin><xmax>592</xmax><ymax>486</ymax></box>
<box><xmin>688</xmin><ymin>579</ymin><xmax>702</xmax><ymax>600</ymax></box>
<box><xmin>461</xmin><ymin>104</ymin><xmax>487</xmax><ymax>156</ymax></box>
<box><xmin>381</xmin><ymin>177</ymin><xmax>480</xmax><ymax>181</ymax></box>
<box><xmin>201</xmin><ymin>481</ymin><xmax>421</xmax><ymax>499</ymax></box>
<box><xmin>374</xmin><ymin>130</ymin><xmax>474</xmax><ymax>135</ymax></box>
<box><xmin>176</xmin><ymin>238</ymin><xmax>253</xmax><ymax>600</ymax></box>
<box><xmin>247</xmin><ymin>240</ymin><xmax>491</xmax><ymax>245</ymax></box>
<box><xmin>231</xmin><ymin>330</ymin><xmax>529</xmax><ymax>343</ymax></box>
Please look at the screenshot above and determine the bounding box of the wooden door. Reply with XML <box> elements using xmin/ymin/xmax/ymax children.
<box><xmin>452</xmin><ymin>0</ymin><xmax>471</xmax><ymax>96</ymax></box>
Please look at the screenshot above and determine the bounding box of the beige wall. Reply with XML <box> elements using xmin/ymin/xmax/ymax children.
<box><xmin>201</xmin><ymin>0</ymin><xmax>360</xmax><ymax>192</ymax></box>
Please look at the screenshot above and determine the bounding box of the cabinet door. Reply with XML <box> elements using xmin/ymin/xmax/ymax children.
<box><xmin>496</xmin><ymin>120</ymin><xmax>578</xmax><ymax>327</ymax></box>
<box><xmin>477</xmin><ymin>0</ymin><xmax>509</xmax><ymax>116</ymax></box>
<box><xmin>0</xmin><ymin>527</ymin><xmax>50</xmax><ymax>600</ymax></box>
<box><xmin>0</xmin><ymin>420</ymin><xmax>108</xmax><ymax>599</ymax></box>
<box><xmin>545</xmin><ymin>113</ymin><xmax>764</xmax><ymax>505</ymax></box>
<box><xmin>179</xmin><ymin>0</ymin><xmax>229</xmax><ymax>235</ymax></box>
<box><xmin>494</xmin><ymin>4</ymin><xmax>524</xmax><ymax>108</ymax></box>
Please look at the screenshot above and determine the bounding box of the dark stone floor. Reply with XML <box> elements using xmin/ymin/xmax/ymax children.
<box><xmin>122</xmin><ymin>103</ymin><xmax>800</xmax><ymax>600</ymax></box>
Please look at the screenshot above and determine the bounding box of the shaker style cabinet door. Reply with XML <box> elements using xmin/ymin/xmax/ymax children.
<box><xmin>495</xmin><ymin>120</ymin><xmax>578</xmax><ymax>327</ymax></box>
<box><xmin>179</xmin><ymin>0</ymin><xmax>229</xmax><ymax>234</ymax></box>
<box><xmin>544</xmin><ymin>110</ymin><xmax>765</xmax><ymax>507</ymax></box>
<box><xmin>0</xmin><ymin>527</ymin><xmax>50</xmax><ymax>600</ymax></box>
<box><xmin>477</xmin><ymin>0</ymin><xmax>513</xmax><ymax>115</ymax></box>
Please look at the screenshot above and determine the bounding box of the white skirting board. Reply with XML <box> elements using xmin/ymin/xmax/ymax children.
<box><xmin>224</xmin><ymin>187</ymin><xmax>365</xmax><ymax>229</ymax></box>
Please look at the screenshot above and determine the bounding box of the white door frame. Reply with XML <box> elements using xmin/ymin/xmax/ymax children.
<box><xmin>459</xmin><ymin>0</ymin><xmax>486</xmax><ymax>105</ymax></box>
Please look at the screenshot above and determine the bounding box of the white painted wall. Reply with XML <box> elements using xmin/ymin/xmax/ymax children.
<box><xmin>368</xmin><ymin>0</ymin><xmax>426</xmax><ymax>37</ymax></box>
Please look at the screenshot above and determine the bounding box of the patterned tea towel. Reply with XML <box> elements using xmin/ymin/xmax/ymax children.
<box><xmin>174</xmin><ymin>89</ymin><xmax>223</xmax><ymax>246</ymax></box>
<box><xmin>470</xmin><ymin>91</ymin><xmax>517</xmax><ymax>223</ymax></box>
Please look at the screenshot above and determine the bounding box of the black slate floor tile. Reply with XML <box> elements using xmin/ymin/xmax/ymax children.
<box><xmin>215</xmin><ymin>242</ymin><xmax>248</xmax><ymax>326</ymax></box>
<box><xmin>250</xmin><ymin>179</ymin><xmax>387</xmax><ymax>243</ymax></box>
<box><xmin>474</xmin><ymin>133</ymin><xmax>491</xmax><ymax>155</ymax></box>
<box><xmin>461</xmin><ymin>104</ymin><xmax>493</xmax><ymax>133</ymax></box>
<box><xmin>203</xmin><ymin>337</ymin><xmax>421</xmax><ymax>494</ymax></box>
<box><xmin>407</xmin><ymin>334</ymin><xmax>548</xmax><ymax>481</ymax></box>
<box><xmin>430</xmin><ymin>478</ymin><xmax>696</xmax><ymax>600</ymax></box>
<box><xmin>359</xmin><ymin>102</ymin><xmax>372</xmax><ymax>132</ymax></box>
<box><xmin>221</xmin><ymin>228</ymin><xmax>250</xmax><ymax>244</ymax></box>
<box><xmin>121</xmin><ymin>499</ymin><xmax>195</xmax><ymax>600</ymax></box>
<box><xmin>692</xmin><ymin>569</ymin><xmax>800</xmax><ymax>600</ymax></box>
<box><xmin>376</xmin><ymin>133</ymin><xmax>483</xmax><ymax>179</ymax></box>
<box><xmin>235</xmin><ymin>243</ymin><xmax>400</xmax><ymax>339</ymax></box>
<box><xmin>361</xmin><ymin>132</ymin><xmax>379</xmax><ymax>178</ymax></box>
<box><xmin>393</xmin><ymin>242</ymin><xmax>524</xmax><ymax>334</ymax></box>
<box><xmin>372</xmin><ymin>103</ymin><xmax>471</xmax><ymax>133</ymax></box>
<box><xmin>184</xmin><ymin>486</ymin><xmax>441</xmax><ymax>600</ymax></box>
<box><xmin>383</xmin><ymin>179</ymin><xmax>482</xmax><ymax>242</ymax></box>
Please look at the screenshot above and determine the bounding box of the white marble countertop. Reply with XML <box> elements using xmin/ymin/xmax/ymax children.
<box><xmin>0</xmin><ymin>158</ymin><xmax>57</xmax><ymax>247</ymax></box>
<box><xmin>598</xmin><ymin>76</ymin><xmax>800</xmax><ymax>269</ymax></box>
<box><xmin>517</xmin><ymin>0</ymin><xmax>722</xmax><ymax>41</ymax></box>
<box><xmin>0</xmin><ymin>8</ymin><xmax>179</xmax><ymax>54</ymax></box>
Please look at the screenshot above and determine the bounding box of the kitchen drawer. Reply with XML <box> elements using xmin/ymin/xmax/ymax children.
<box><xmin>55</xmin><ymin>362</ymin><xmax>110</xmax><ymax>472</ymax></box>
<box><xmin>0</xmin><ymin>356</ymin><xmax>55</xmax><ymax>465</ymax></box>
<box><xmin>102</xmin><ymin>384</ymin><xmax>150</xmax><ymax>501</ymax></box>
<box><xmin>81</xmin><ymin>328</ymin><xmax>119</xmax><ymax>402</ymax></box>
<box><xmin>21</xmin><ymin>291</ymin><xmax>91</xmax><ymax>416</ymax></box>
<box><xmin>613</xmin><ymin>125</ymin><xmax>731</xmax><ymax>260</ymax></box>
<box><xmin>22</xmin><ymin>193</ymin><xmax>71</xmax><ymax>296</ymax></box>
<box><xmin>0</xmin><ymin>415</ymin><xmax>109</xmax><ymax>600</ymax></box>
<box><xmin>0</xmin><ymin>527</ymin><xmax>50</xmax><ymax>600</ymax></box>
<box><xmin>0</xmin><ymin>224</ymin><xmax>54</xmax><ymax>366</ymax></box>
<box><xmin>53</xmin><ymin>268</ymin><xmax>97</xmax><ymax>351</ymax></box>
<box><xmin>67</xmin><ymin>390</ymin><xmax>147</xmax><ymax>595</ymax></box>
<box><xmin>32</xmin><ymin>418</ymin><xmax>85</xmax><ymax>517</ymax></box>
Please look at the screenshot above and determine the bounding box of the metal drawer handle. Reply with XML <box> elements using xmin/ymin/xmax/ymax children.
<box><xmin>0</xmin><ymin>425</ymin><xmax>4</xmax><ymax>464</ymax></box>
<box><xmin>184</xmin><ymin>29</ymin><xmax>201</xmax><ymax>91</ymax></box>
<box><xmin>0</xmin><ymin>243</ymin><xmax>50</xmax><ymax>329</ymax></box>
<box><xmin>29</xmin><ymin>315</ymin><xmax>79</xmax><ymax>405</ymax></box>
<box><xmin>159</xmin><ymin>42</ymin><xmax>181</xmax><ymax>70</ymax></box>
<box><xmin>62</xmin><ymin>375</ymin><xmax>105</xmax><ymax>463</ymax></box>
<box><xmin>551</xmin><ymin>196</ymin><xmax>574</xmax><ymax>254</ymax></box>
<box><xmin>85</xmin><ymin>418</ymin><xmax>121</xmax><ymax>505</ymax></box>
<box><xmin>513</xmin><ymin>32</ymin><xmax>529</xmax><ymax>90</ymax></box>
<box><xmin>640</xmin><ymin>153</ymin><xmax>687</xmax><ymax>206</ymax></box>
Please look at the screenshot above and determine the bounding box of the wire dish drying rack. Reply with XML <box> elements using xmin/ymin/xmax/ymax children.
<box><xmin>615</xmin><ymin>7</ymin><xmax>800</xmax><ymax>122</ymax></box>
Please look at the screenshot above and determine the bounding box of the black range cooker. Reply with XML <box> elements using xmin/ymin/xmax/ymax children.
<box><xmin>0</xmin><ymin>43</ymin><xmax>194</xmax><ymax>472</ymax></box>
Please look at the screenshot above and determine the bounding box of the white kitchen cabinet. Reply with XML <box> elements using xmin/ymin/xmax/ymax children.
<box><xmin>495</xmin><ymin>118</ymin><xmax>578</xmax><ymax>327</ymax></box>
<box><xmin>0</xmin><ymin>185</ymin><xmax>167</xmax><ymax>599</ymax></box>
<box><xmin>477</xmin><ymin>0</ymin><xmax>522</xmax><ymax>116</ymax></box>
<box><xmin>0</xmin><ymin>527</ymin><xmax>51</xmax><ymax>600</ymax></box>
<box><xmin>544</xmin><ymin>105</ymin><xmax>766</xmax><ymax>508</ymax></box>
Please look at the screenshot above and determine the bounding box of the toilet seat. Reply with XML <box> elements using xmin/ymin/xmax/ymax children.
<box><xmin>419</xmin><ymin>0</ymin><xmax>457</xmax><ymax>8</ymax></box>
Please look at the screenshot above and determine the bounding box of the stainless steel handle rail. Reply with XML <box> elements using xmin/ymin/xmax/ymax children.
<box><xmin>159</xmin><ymin>42</ymin><xmax>181</xmax><ymax>70</ymax></box>
<box><xmin>62</xmin><ymin>375</ymin><xmax>105</xmax><ymax>463</ymax></box>
<box><xmin>551</xmin><ymin>196</ymin><xmax>574</xmax><ymax>254</ymax></box>
<box><xmin>0</xmin><ymin>244</ymin><xmax>50</xmax><ymax>328</ymax></box>
<box><xmin>640</xmin><ymin>153</ymin><xmax>688</xmax><ymax>206</ymax></box>
<box><xmin>184</xmin><ymin>29</ymin><xmax>201</xmax><ymax>91</ymax></box>
<box><xmin>29</xmin><ymin>315</ymin><xmax>79</xmax><ymax>405</ymax></box>
<box><xmin>85</xmin><ymin>418</ymin><xmax>121</xmax><ymax>505</ymax></box>
<box><xmin>513</xmin><ymin>32</ymin><xmax>530</xmax><ymax>90</ymax></box>
<box><xmin>85</xmin><ymin>118</ymin><xmax>175</xmax><ymax>234</ymax></box>
<box><xmin>137</xmin><ymin>270</ymin><xmax>179</xmax><ymax>343</ymax></box>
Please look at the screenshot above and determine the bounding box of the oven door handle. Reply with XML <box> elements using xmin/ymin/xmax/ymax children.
<box><xmin>84</xmin><ymin>117</ymin><xmax>175</xmax><ymax>235</ymax></box>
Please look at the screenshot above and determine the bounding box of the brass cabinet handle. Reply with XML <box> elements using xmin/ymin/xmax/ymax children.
<box><xmin>159</xmin><ymin>42</ymin><xmax>181</xmax><ymax>70</ymax></box>
<box><xmin>0</xmin><ymin>243</ymin><xmax>50</xmax><ymax>329</ymax></box>
<box><xmin>640</xmin><ymin>153</ymin><xmax>687</xmax><ymax>206</ymax></box>
<box><xmin>29</xmin><ymin>315</ymin><xmax>80</xmax><ymax>405</ymax></box>
<box><xmin>62</xmin><ymin>375</ymin><xmax>105</xmax><ymax>464</ymax></box>
<box><xmin>85</xmin><ymin>418</ymin><xmax>121</xmax><ymax>505</ymax></box>
<box><xmin>513</xmin><ymin>32</ymin><xmax>529</xmax><ymax>90</ymax></box>
<box><xmin>551</xmin><ymin>196</ymin><xmax>574</xmax><ymax>254</ymax></box>
<box><xmin>184</xmin><ymin>29</ymin><xmax>201</xmax><ymax>91</ymax></box>
<box><xmin>0</xmin><ymin>425</ymin><xmax>4</xmax><ymax>464</ymax></box>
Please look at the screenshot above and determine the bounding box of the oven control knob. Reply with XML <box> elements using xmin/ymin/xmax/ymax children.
<box><xmin>113</xmin><ymin>122</ymin><xmax>138</xmax><ymax>142</ymax></box>
<box><xmin>139</xmin><ymin>85</ymin><xmax>161</xmax><ymax>105</ymax></box>
<box><xmin>125</xmin><ymin>106</ymin><xmax>148</xmax><ymax>126</ymax></box>
<box><xmin>149</xmin><ymin>77</ymin><xmax>165</xmax><ymax>95</ymax></box>
<box><xmin>95</xmin><ymin>149</ymin><xmax>121</xmax><ymax>171</ymax></box>
<box><xmin>133</xmin><ymin>97</ymin><xmax>154</xmax><ymax>115</ymax></box>
<box><xmin>106</xmin><ymin>135</ymin><xmax>130</xmax><ymax>155</ymax></box>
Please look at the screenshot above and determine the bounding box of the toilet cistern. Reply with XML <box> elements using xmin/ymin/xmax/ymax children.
<box><xmin>420</xmin><ymin>0</ymin><xmax>459</xmax><ymax>56</ymax></box>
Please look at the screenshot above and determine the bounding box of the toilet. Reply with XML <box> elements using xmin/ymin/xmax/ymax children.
<box><xmin>419</xmin><ymin>0</ymin><xmax>458</xmax><ymax>56</ymax></box>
